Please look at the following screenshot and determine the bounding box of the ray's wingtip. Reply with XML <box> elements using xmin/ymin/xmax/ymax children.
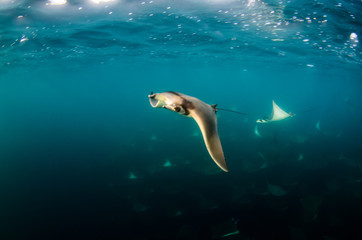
<box><xmin>219</xmin><ymin>164</ymin><xmax>229</xmax><ymax>172</ymax></box>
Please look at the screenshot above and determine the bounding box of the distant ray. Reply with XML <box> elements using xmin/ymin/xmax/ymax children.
<box><xmin>128</xmin><ymin>171</ymin><xmax>138</xmax><ymax>179</ymax></box>
<box><xmin>258</xmin><ymin>151</ymin><xmax>266</xmax><ymax>160</ymax></box>
<box><xmin>254</xmin><ymin>125</ymin><xmax>262</xmax><ymax>137</ymax></box>
<box><xmin>175</xmin><ymin>210</ymin><xmax>183</xmax><ymax>216</ymax></box>
<box><xmin>267</xmin><ymin>183</ymin><xmax>287</xmax><ymax>196</ymax></box>
<box><xmin>257</xmin><ymin>152</ymin><xmax>268</xmax><ymax>169</ymax></box>
<box><xmin>132</xmin><ymin>202</ymin><xmax>150</xmax><ymax>212</ymax></box>
<box><xmin>257</xmin><ymin>100</ymin><xmax>295</xmax><ymax>123</ymax></box>
<box><xmin>163</xmin><ymin>159</ymin><xmax>172</xmax><ymax>167</ymax></box>
<box><xmin>221</xmin><ymin>230</ymin><xmax>239</xmax><ymax>238</ymax></box>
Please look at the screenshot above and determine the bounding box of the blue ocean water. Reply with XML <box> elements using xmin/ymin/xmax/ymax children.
<box><xmin>0</xmin><ymin>0</ymin><xmax>361</xmax><ymax>239</ymax></box>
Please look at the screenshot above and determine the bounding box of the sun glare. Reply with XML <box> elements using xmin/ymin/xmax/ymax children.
<box><xmin>90</xmin><ymin>0</ymin><xmax>116</xmax><ymax>4</ymax></box>
<box><xmin>46</xmin><ymin>0</ymin><xmax>67</xmax><ymax>6</ymax></box>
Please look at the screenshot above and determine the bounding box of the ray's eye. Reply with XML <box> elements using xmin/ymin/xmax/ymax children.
<box><xmin>174</xmin><ymin>107</ymin><xmax>181</xmax><ymax>112</ymax></box>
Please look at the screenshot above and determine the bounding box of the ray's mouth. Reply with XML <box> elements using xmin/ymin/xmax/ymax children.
<box><xmin>148</xmin><ymin>94</ymin><xmax>159</xmax><ymax>107</ymax></box>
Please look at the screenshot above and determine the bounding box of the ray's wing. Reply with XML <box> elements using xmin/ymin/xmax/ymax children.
<box><xmin>189</xmin><ymin>103</ymin><xmax>228</xmax><ymax>172</ymax></box>
<box><xmin>270</xmin><ymin>100</ymin><xmax>291</xmax><ymax>121</ymax></box>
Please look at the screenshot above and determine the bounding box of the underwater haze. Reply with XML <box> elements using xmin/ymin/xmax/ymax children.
<box><xmin>1</xmin><ymin>0</ymin><xmax>362</xmax><ymax>239</ymax></box>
